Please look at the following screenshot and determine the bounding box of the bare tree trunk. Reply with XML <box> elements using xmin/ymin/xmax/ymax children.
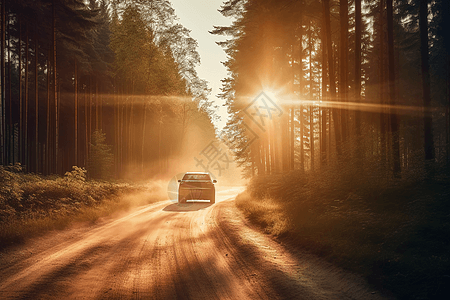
<box><xmin>35</xmin><ymin>25</ymin><xmax>38</xmax><ymax>172</ymax></box>
<box><xmin>95</xmin><ymin>79</ymin><xmax>98</xmax><ymax>130</ymax></box>
<box><xmin>419</xmin><ymin>0</ymin><xmax>434</xmax><ymax>160</ymax></box>
<box><xmin>290</xmin><ymin>45</ymin><xmax>295</xmax><ymax>170</ymax></box>
<box><xmin>74</xmin><ymin>59</ymin><xmax>78</xmax><ymax>166</ymax></box>
<box><xmin>120</xmin><ymin>85</ymin><xmax>125</xmax><ymax>174</ymax></box>
<box><xmin>340</xmin><ymin>0</ymin><xmax>348</xmax><ymax>143</ymax></box>
<box><xmin>25</xmin><ymin>25</ymin><xmax>29</xmax><ymax>170</ymax></box>
<box><xmin>300</xmin><ymin>105</ymin><xmax>304</xmax><ymax>171</ymax></box>
<box><xmin>448</xmin><ymin>57</ymin><xmax>450</xmax><ymax>163</ymax></box>
<box><xmin>321</xmin><ymin>31</ymin><xmax>327</xmax><ymax>166</ymax></box>
<box><xmin>290</xmin><ymin>107</ymin><xmax>295</xmax><ymax>170</ymax></box>
<box><xmin>128</xmin><ymin>80</ymin><xmax>134</xmax><ymax>165</ymax></box>
<box><xmin>46</xmin><ymin>49</ymin><xmax>50</xmax><ymax>174</ymax></box>
<box><xmin>57</xmin><ymin>82</ymin><xmax>60</xmax><ymax>173</ymax></box>
<box><xmin>310</xmin><ymin>106</ymin><xmax>314</xmax><ymax>171</ymax></box>
<box><xmin>355</xmin><ymin>0</ymin><xmax>362</xmax><ymax>146</ymax></box>
<box><xmin>7</xmin><ymin>12</ymin><xmax>12</xmax><ymax>164</ymax></box>
<box><xmin>19</xmin><ymin>21</ymin><xmax>23</xmax><ymax>166</ymax></box>
<box><xmin>387</xmin><ymin>0</ymin><xmax>401</xmax><ymax>176</ymax></box>
<box><xmin>89</xmin><ymin>76</ymin><xmax>92</xmax><ymax>149</ymax></box>
<box><xmin>99</xmin><ymin>92</ymin><xmax>102</xmax><ymax>131</ymax></box>
<box><xmin>0</xmin><ymin>0</ymin><xmax>5</xmax><ymax>165</ymax></box>
<box><xmin>299</xmin><ymin>2</ymin><xmax>304</xmax><ymax>172</ymax></box>
<box><xmin>309</xmin><ymin>21</ymin><xmax>314</xmax><ymax>171</ymax></box>
<box><xmin>141</xmin><ymin>102</ymin><xmax>147</xmax><ymax>175</ymax></box>
<box><xmin>269</xmin><ymin>119</ymin><xmax>275</xmax><ymax>173</ymax></box>
<box><xmin>323</xmin><ymin>0</ymin><xmax>342</xmax><ymax>157</ymax></box>
<box><xmin>113</xmin><ymin>80</ymin><xmax>117</xmax><ymax>175</ymax></box>
<box><xmin>84</xmin><ymin>83</ymin><xmax>88</xmax><ymax>167</ymax></box>
<box><xmin>379</xmin><ymin>0</ymin><xmax>387</xmax><ymax>165</ymax></box>
<box><xmin>53</xmin><ymin>0</ymin><xmax>58</xmax><ymax>174</ymax></box>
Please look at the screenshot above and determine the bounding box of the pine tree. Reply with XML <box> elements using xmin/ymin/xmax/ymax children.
<box><xmin>87</xmin><ymin>129</ymin><xmax>113</xmax><ymax>180</ymax></box>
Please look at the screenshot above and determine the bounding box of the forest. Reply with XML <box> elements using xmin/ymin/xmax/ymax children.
<box><xmin>1</xmin><ymin>0</ymin><xmax>450</xmax><ymax>298</ymax></box>
<box><xmin>214</xmin><ymin>0</ymin><xmax>449</xmax><ymax>178</ymax></box>
<box><xmin>0</xmin><ymin>0</ymin><xmax>215</xmax><ymax>179</ymax></box>
<box><xmin>213</xmin><ymin>1</ymin><xmax>450</xmax><ymax>298</ymax></box>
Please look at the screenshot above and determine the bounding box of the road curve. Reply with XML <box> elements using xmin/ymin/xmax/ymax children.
<box><xmin>0</xmin><ymin>187</ymin><xmax>391</xmax><ymax>300</ymax></box>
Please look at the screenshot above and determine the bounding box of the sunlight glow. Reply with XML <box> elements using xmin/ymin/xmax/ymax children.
<box><xmin>262</xmin><ymin>90</ymin><xmax>280</xmax><ymax>104</ymax></box>
<box><xmin>276</xmin><ymin>98</ymin><xmax>438</xmax><ymax>115</ymax></box>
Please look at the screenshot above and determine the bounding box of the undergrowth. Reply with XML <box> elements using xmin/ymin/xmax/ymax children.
<box><xmin>236</xmin><ymin>160</ymin><xmax>450</xmax><ymax>300</ymax></box>
<box><xmin>0</xmin><ymin>164</ymin><xmax>165</xmax><ymax>248</ymax></box>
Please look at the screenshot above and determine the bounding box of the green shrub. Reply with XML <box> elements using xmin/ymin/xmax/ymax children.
<box><xmin>87</xmin><ymin>130</ymin><xmax>114</xmax><ymax>180</ymax></box>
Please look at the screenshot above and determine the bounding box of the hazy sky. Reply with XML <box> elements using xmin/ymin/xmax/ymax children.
<box><xmin>169</xmin><ymin>0</ymin><xmax>232</xmax><ymax>130</ymax></box>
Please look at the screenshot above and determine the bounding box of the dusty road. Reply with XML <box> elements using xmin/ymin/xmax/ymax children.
<box><xmin>0</xmin><ymin>187</ymin><xmax>391</xmax><ymax>300</ymax></box>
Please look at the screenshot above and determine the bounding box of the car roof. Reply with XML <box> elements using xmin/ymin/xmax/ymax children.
<box><xmin>184</xmin><ymin>172</ymin><xmax>210</xmax><ymax>175</ymax></box>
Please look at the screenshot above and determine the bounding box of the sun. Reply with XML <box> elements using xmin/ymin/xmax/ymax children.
<box><xmin>259</xmin><ymin>85</ymin><xmax>285</xmax><ymax>105</ymax></box>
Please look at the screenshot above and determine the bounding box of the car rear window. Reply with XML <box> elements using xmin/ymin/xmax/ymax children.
<box><xmin>182</xmin><ymin>174</ymin><xmax>211</xmax><ymax>180</ymax></box>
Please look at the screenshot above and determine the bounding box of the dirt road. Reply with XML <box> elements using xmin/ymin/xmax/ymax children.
<box><xmin>0</xmin><ymin>187</ymin><xmax>391</xmax><ymax>299</ymax></box>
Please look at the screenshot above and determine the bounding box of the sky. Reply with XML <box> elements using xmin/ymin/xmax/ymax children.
<box><xmin>169</xmin><ymin>0</ymin><xmax>232</xmax><ymax>131</ymax></box>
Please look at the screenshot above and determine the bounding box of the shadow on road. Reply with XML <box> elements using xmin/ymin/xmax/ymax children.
<box><xmin>163</xmin><ymin>202</ymin><xmax>213</xmax><ymax>212</ymax></box>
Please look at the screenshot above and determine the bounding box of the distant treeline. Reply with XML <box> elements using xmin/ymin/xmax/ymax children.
<box><xmin>0</xmin><ymin>0</ymin><xmax>215</xmax><ymax>178</ymax></box>
<box><xmin>214</xmin><ymin>0</ymin><xmax>450</xmax><ymax>177</ymax></box>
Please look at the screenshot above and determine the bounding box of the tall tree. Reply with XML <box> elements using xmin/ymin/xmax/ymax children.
<box><xmin>419</xmin><ymin>0</ymin><xmax>434</xmax><ymax>160</ymax></box>
<box><xmin>387</xmin><ymin>0</ymin><xmax>401</xmax><ymax>176</ymax></box>
<box><xmin>340</xmin><ymin>0</ymin><xmax>348</xmax><ymax>143</ymax></box>
<box><xmin>355</xmin><ymin>0</ymin><xmax>362</xmax><ymax>143</ymax></box>
<box><xmin>1</xmin><ymin>0</ymin><xmax>5</xmax><ymax>165</ymax></box>
<box><xmin>323</xmin><ymin>0</ymin><xmax>341</xmax><ymax>157</ymax></box>
<box><xmin>34</xmin><ymin>20</ymin><xmax>39</xmax><ymax>172</ymax></box>
<box><xmin>321</xmin><ymin>29</ymin><xmax>327</xmax><ymax>166</ymax></box>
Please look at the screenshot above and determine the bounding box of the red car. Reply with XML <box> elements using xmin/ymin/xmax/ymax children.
<box><xmin>177</xmin><ymin>172</ymin><xmax>217</xmax><ymax>204</ymax></box>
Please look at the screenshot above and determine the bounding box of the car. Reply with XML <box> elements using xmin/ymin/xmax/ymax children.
<box><xmin>177</xmin><ymin>172</ymin><xmax>217</xmax><ymax>204</ymax></box>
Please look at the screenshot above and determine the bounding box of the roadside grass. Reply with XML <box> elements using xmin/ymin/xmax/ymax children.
<box><xmin>0</xmin><ymin>165</ymin><xmax>166</xmax><ymax>248</ymax></box>
<box><xmin>235</xmin><ymin>194</ymin><xmax>289</xmax><ymax>236</ymax></box>
<box><xmin>236</xmin><ymin>161</ymin><xmax>450</xmax><ymax>300</ymax></box>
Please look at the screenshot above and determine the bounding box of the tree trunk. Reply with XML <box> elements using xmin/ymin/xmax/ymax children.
<box><xmin>379</xmin><ymin>0</ymin><xmax>387</xmax><ymax>165</ymax></box>
<box><xmin>0</xmin><ymin>0</ymin><xmax>5</xmax><ymax>165</ymax></box>
<box><xmin>141</xmin><ymin>102</ymin><xmax>147</xmax><ymax>175</ymax></box>
<box><xmin>120</xmin><ymin>85</ymin><xmax>125</xmax><ymax>174</ymax></box>
<box><xmin>99</xmin><ymin>92</ymin><xmax>103</xmax><ymax>131</ymax></box>
<box><xmin>340</xmin><ymin>0</ymin><xmax>348</xmax><ymax>143</ymax></box>
<box><xmin>290</xmin><ymin>45</ymin><xmax>295</xmax><ymax>170</ymax></box>
<box><xmin>299</xmin><ymin>2</ymin><xmax>304</xmax><ymax>172</ymax></box>
<box><xmin>84</xmin><ymin>82</ymin><xmax>88</xmax><ymax>167</ymax></box>
<box><xmin>7</xmin><ymin>11</ymin><xmax>12</xmax><ymax>164</ymax></box>
<box><xmin>419</xmin><ymin>0</ymin><xmax>434</xmax><ymax>160</ymax></box>
<box><xmin>128</xmin><ymin>80</ymin><xmax>134</xmax><ymax>165</ymax></box>
<box><xmin>309</xmin><ymin>21</ymin><xmax>314</xmax><ymax>171</ymax></box>
<box><xmin>321</xmin><ymin>30</ymin><xmax>327</xmax><ymax>166</ymax></box>
<box><xmin>323</xmin><ymin>0</ymin><xmax>342</xmax><ymax>157</ymax></box>
<box><xmin>89</xmin><ymin>75</ymin><xmax>92</xmax><ymax>150</ymax></box>
<box><xmin>19</xmin><ymin>21</ymin><xmax>23</xmax><ymax>166</ymax></box>
<box><xmin>290</xmin><ymin>106</ymin><xmax>295</xmax><ymax>170</ymax></box>
<box><xmin>74</xmin><ymin>59</ymin><xmax>78</xmax><ymax>166</ymax></box>
<box><xmin>355</xmin><ymin>0</ymin><xmax>362</xmax><ymax>143</ymax></box>
<box><xmin>53</xmin><ymin>0</ymin><xmax>58</xmax><ymax>174</ymax></box>
<box><xmin>95</xmin><ymin>79</ymin><xmax>98</xmax><ymax>130</ymax></box>
<box><xmin>386</xmin><ymin>0</ymin><xmax>401</xmax><ymax>176</ymax></box>
<box><xmin>35</xmin><ymin>25</ymin><xmax>38</xmax><ymax>173</ymax></box>
<box><xmin>25</xmin><ymin>25</ymin><xmax>29</xmax><ymax>170</ymax></box>
<box><xmin>46</xmin><ymin>48</ymin><xmax>50</xmax><ymax>174</ymax></box>
<box><xmin>310</xmin><ymin>106</ymin><xmax>314</xmax><ymax>171</ymax></box>
<box><xmin>447</xmin><ymin>1</ymin><xmax>450</xmax><ymax>164</ymax></box>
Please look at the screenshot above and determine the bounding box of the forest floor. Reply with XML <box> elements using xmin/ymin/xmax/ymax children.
<box><xmin>0</xmin><ymin>187</ymin><xmax>390</xmax><ymax>299</ymax></box>
<box><xmin>0</xmin><ymin>165</ymin><xmax>167</xmax><ymax>249</ymax></box>
<box><xmin>236</xmin><ymin>163</ymin><xmax>450</xmax><ymax>300</ymax></box>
